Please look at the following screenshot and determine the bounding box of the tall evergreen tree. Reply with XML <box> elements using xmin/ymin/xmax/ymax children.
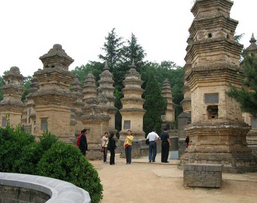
<box><xmin>98</xmin><ymin>28</ymin><xmax>124</xmax><ymax>71</ymax></box>
<box><xmin>121</xmin><ymin>33</ymin><xmax>146</xmax><ymax>68</ymax></box>
<box><xmin>143</xmin><ymin>71</ymin><xmax>166</xmax><ymax>136</ymax></box>
<box><xmin>227</xmin><ymin>53</ymin><xmax>257</xmax><ymax>116</ymax></box>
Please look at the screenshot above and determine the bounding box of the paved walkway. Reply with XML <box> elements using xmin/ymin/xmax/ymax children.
<box><xmin>91</xmin><ymin>153</ymin><xmax>257</xmax><ymax>203</ymax></box>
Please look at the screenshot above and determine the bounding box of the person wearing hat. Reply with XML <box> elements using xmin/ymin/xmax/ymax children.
<box><xmin>79</xmin><ymin>128</ymin><xmax>88</xmax><ymax>156</ymax></box>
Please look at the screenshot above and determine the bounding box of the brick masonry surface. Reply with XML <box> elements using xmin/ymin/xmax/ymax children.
<box><xmin>183</xmin><ymin>163</ymin><xmax>223</xmax><ymax>188</ymax></box>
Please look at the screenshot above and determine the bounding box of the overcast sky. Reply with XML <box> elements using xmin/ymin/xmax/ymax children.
<box><xmin>0</xmin><ymin>0</ymin><xmax>256</xmax><ymax>77</ymax></box>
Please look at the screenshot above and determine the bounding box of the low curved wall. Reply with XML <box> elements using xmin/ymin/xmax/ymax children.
<box><xmin>0</xmin><ymin>172</ymin><xmax>91</xmax><ymax>203</ymax></box>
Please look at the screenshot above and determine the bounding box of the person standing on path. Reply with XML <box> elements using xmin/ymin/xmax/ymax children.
<box><xmin>124</xmin><ymin>130</ymin><xmax>134</xmax><ymax>164</ymax></box>
<box><xmin>101</xmin><ymin>132</ymin><xmax>109</xmax><ymax>163</ymax></box>
<box><xmin>107</xmin><ymin>133</ymin><xmax>117</xmax><ymax>165</ymax></box>
<box><xmin>160</xmin><ymin>128</ymin><xmax>171</xmax><ymax>163</ymax></box>
<box><xmin>146</xmin><ymin>129</ymin><xmax>160</xmax><ymax>162</ymax></box>
<box><xmin>79</xmin><ymin>128</ymin><xmax>88</xmax><ymax>156</ymax></box>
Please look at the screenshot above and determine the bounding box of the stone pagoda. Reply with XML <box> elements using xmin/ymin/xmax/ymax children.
<box><xmin>70</xmin><ymin>76</ymin><xmax>84</xmax><ymax>137</ymax></box>
<box><xmin>30</xmin><ymin>44</ymin><xmax>77</xmax><ymax>142</ymax></box>
<box><xmin>181</xmin><ymin>36</ymin><xmax>193</xmax><ymax>115</ymax></box>
<box><xmin>245</xmin><ymin>34</ymin><xmax>257</xmax><ymax>57</ymax></box>
<box><xmin>181</xmin><ymin>0</ymin><xmax>257</xmax><ymax>173</ymax></box>
<box><xmin>0</xmin><ymin>67</ymin><xmax>24</xmax><ymax>128</ymax></box>
<box><xmin>22</xmin><ymin>77</ymin><xmax>39</xmax><ymax>134</ymax></box>
<box><xmin>161</xmin><ymin>79</ymin><xmax>175</xmax><ymax>129</ymax></box>
<box><xmin>98</xmin><ymin>62</ymin><xmax>117</xmax><ymax>133</ymax></box>
<box><xmin>242</xmin><ymin>34</ymin><xmax>257</xmax><ymax>156</ymax></box>
<box><xmin>120</xmin><ymin>61</ymin><xmax>145</xmax><ymax>138</ymax></box>
<box><xmin>81</xmin><ymin>72</ymin><xmax>110</xmax><ymax>159</ymax></box>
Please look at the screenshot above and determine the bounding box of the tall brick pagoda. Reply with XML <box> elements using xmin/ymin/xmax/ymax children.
<box><xmin>181</xmin><ymin>36</ymin><xmax>193</xmax><ymax>114</ymax></box>
<box><xmin>120</xmin><ymin>61</ymin><xmax>145</xmax><ymax>138</ymax></box>
<box><xmin>161</xmin><ymin>79</ymin><xmax>175</xmax><ymax>129</ymax></box>
<box><xmin>0</xmin><ymin>67</ymin><xmax>24</xmax><ymax>128</ymax></box>
<box><xmin>22</xmin><ymin>77</ymin><xmax>39</xmax><ymax>134</ymax></box>
<box><xmin>30</xmin><ymin>44</ymin><xmax>77</xmax><ymax>142</ymax></box>
<box><xmin>181</xmin><ymin>0</ymin><xmax>257</xmax><ymax>173</ymax></box>
<box><xmin>81</xmin><ymin>72</ymin><xmax>110</xmax><ymax>159</ymax></box>
<box><xmin>242</xmin><ymin>34</ymin><xmax>257</xmax><ymax>156</ymax></box>
<box><xmin>98</xmin><ymin>62</ymin><xmax>117</xmax><ymax>133</ymax></box>
<box><xmin>70</xmin><ymin>76</ymin><xmax>84</xmax><ymax>136</ymax></box>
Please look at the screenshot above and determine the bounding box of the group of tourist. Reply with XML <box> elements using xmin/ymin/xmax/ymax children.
<box><xmin>146</xmin><ymin>128</ymin><xmax>171</xmax><ymax>163</ymax></box>
<box><xmin>100</xmin><ymin>130</ymin><xmax>133</xmax><ymax>165</ymax></box>
<box><xmin>99</xmin><ymin>128</ymin><xmax>173</xmax><ymax>165</ymax></box>
<box><xmin>78</xmin><ymin>127</ymin><xmax>189</xmax><ymax>164</ymax></box>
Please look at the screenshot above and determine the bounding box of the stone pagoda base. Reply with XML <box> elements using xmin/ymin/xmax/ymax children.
<box><xmin>180</xmin><ymin>121</ymin><xmax>257</xmax><ymax>173</ymax></box>
<box><xmin>86</xmin><ymin>145</ymin><xmax>103</xmax><ymax>160</ymax></box>
<box><xmin>247</xmin><ymin>129</ymin><xmax>257</xmax><ymax>157</ymax></box>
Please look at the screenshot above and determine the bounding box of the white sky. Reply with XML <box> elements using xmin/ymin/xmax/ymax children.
<box><xmin>0</xmin><ymin>0</ymin><xmax>256</xmax><ymax>77</ymax></box>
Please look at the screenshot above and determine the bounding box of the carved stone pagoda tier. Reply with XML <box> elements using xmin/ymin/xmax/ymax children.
<box><xmin>119</xmin><ymin>61</ymin><xmax>146</xmax><ymax>138</ymax></box>
<box><xmin>180</xmin><ymin>0</ymin><xmax>257</xmax><ymax>173</ymax></box>
<box><xmin>98</xmin><ymin>62</ymin><xmax>117</xmax><ymax>133</ymax></box>
<box><xmin>161</xmin><ymin>79</ymin><xmax>175</xmax><ymax>129</ymax></box>
<box><xmin>81</xmin><ymin>72</ymin><xmax>111</xmax><ymax>160</ymax></box>
<box><xmin>30</xmin><ymin>44</ymin><xmax>77</xmax><ymax>143</ymax></box>
<box><xmin>181</xmin><ymin>64</ymin><xmax>192</xmax><ymax>114</ymax></box>
<box><xmin>0</xmin><ymin>67</ymin><xmax>24</xmax><ymax>128</ymax></box>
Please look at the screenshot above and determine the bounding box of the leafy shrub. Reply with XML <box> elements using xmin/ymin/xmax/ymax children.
<box><xmin>12</xmin><ymin>130</ymin><xmax>58</xmax><ymax>174</ymax></box>
<box><xmin>13</xmin><ymin>142</ymin><xmax>39</xmax><ymax>174</ymax></box>
<box><xmin>0</xmin><ymin>126</ymin><xmax>35</xmax><ymax>172</ymax></box>
<box><xmin>37</xmin><ymin>130</ymin><xmax>58</xmax><ymax>152</ymax></box>
<box><xmin>36</xmin><ymin>142</ymin><xmax>103</xmax><ymax>203</ymax></box>
<box><xmin>0</xmin><ymin>127</ymin><xmax>103</xmax><ymax>202</ymax></box>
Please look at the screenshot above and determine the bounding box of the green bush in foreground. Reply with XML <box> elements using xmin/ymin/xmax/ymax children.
<box><xmin>0</xmin><ymin>127</ymin><xmax>103</xmax><ymax>203</ymax></box>
<box><xmin>13</xmin><ymin>130</ymin><xmax>58</xmax><ymax>174</ymax></box>
<box><xmin>0</xmin><ymin>126</ymin><xmax>35</xmax><ymax>172</ymax></box>
<box><xmin>36</xmin><ymin>142</ymin><xmax>103</xmax><ymax>203</ymax></box>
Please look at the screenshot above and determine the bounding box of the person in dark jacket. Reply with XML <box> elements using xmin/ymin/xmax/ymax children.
<box><xmin>107</xmin><ymin>133</ymin><xmax>116</xmax><ymax>165</ymax></box>
<box><xmin>160</xmin><ymin>128</ymin><xmax>171</xmax><ymax>163</ymax></box>
<box><xmin>79</xmin><ymin>128</ymin><xmax>88</xmax><ymax>156</ymax></box>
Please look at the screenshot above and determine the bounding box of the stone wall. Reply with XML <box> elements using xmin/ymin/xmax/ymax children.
<box><xmin>0</xmin><ymin>185</ymin><xmax>49</xmax><ymax>203</ymax></box>
<box><xmin>183</xmin><ymin>163</ymin><xmax>222</xmax><ymax>188</ymax></box>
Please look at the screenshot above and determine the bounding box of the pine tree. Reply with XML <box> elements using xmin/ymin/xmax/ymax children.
<box><xmin>98</xmin><ymin>28</ymin><xmax>124</xmax><ymax>71</ymax></box>
<box><xmin>227</xmin><ymin>53</ymin><xmax>257</xmax><ymax>116</ymax></box>
<box><xmin>143</xmin><ymin>71</ymin><xmax>166</xmax><ymax>136</ymax></box>
<box><xmin>121</xmin><ymin>33</ymin><xmax>146</xmax><ymax>68</ymax></box>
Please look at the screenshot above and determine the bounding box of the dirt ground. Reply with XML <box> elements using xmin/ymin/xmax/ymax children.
<box><xmin>90</xmin><ymin>153</ymin><xmax>257</xmax><ymax>203</ymax></box>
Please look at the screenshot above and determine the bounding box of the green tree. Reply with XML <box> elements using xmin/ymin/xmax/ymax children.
<box><xmin>99</xmin><ymin>28</ymin><xmax>124</xmax><ymax>71</ymax></box>
<box><xmin>143</xmin><ymin>71</ymin><xmax>166</xmax><ymax>135</ymax></box>
<box><xmin>21</xmin><ymin>76</ymin><xmax>32</xmax><ymax>102</ymax></box>
<box><xmin>121</xmin><ymin>33</ymin><xmax>146</xmax><ymax>68</ymax></box>
<box><xmin>227</xmin><ymin>53</ymin><xmax>257</xmax><ymax>116</ymax></box>
<box><xmin>71</xmin><ymin>61</ymin><xmax>104</xmax><ymax>85</ymax></box>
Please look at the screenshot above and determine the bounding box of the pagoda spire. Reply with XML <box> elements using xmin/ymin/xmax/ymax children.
<box><xmin>103</xmin><ymin>61</ymin><xmax>110</xmax><ymax>71</ymax></box>
<box><xmin>250</xmin><ymin>33</ymin><xmax>256</xmax><ymax>44</ymax></box>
